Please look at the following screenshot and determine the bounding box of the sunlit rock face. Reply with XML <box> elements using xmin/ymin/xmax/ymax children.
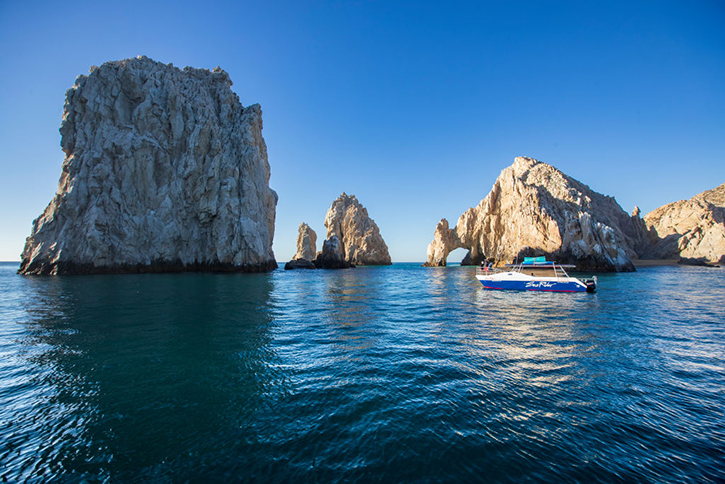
<box><xmin>294</xmin><ymin>222</ymin><xmax>317</xmax><ymax>261</ymax></box>
<box><xmin>19</xmin><ymin>56</ymin><xmax>278</xmax><ymax>274</ymax></box>
<box><xmin>424</xmin><ymin>157</ymin><xmax>645</xmax><ymax>272</ymax></box>
<box><xmin>314</xmin><ymin>193</ymin><xmax>392</xmax><ymax>268</ymax></box>
<box><xmin>285</xmin><ymin>223</ymin><xmax>317</xmax><ymax>270</ymax></box>
<box><xmin>643</xmin><ymin>183</ymin><xmax>725</xmax><ymax>265</ymax></box>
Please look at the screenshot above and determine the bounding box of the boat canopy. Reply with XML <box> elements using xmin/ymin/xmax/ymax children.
<box><xmin>505</xmin><ymin>257</ymin><xmax>576</xmax><ymax>269</ymax></box>
<box><xmin>520</xmin><ymin>256</ymin><xmax>555</xmax><ymax>266</ymax></box>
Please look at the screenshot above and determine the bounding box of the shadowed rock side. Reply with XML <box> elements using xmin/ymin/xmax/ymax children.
<box><xmin>424</xmin><ymin>157</ymin><xmax>646</xmax><ymax>272</ymax></box>
<box><xmin>19</xmin><ymin>56</ymin><xmax>278</xmax><ymax>275</ymax></box>
<box><xmin>313</xmin><ymin>235</ymin><xmax>352</xmax><ymax>269</ymax></box>
<box><xmin>314</xmin><ymin>193</ymin><xmax>391</xmax><ymax>268</ymax></box>
<box><xmin>643</xmin><ymin>183</ymin><xmax>725</xmax><ymax>265</ymax></box>
<box><xmin>284</xmin><ymin>223</ymin><xmax>317</xmax><ymax>270</ymax></box>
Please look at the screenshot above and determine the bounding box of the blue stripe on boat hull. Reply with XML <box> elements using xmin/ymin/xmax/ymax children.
<box><xmin>478</xmin><ymin>279</ymin><xmax>587</xmax><ymax>292</ymax></box>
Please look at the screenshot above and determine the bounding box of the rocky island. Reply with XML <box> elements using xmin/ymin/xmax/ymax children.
<box><xmin>424</xmin><ymin>157</ymin><xmax>648</xmax><ymax>272</ymax></box>
<box><xmin>19</xmin><ymin>56</ymin><xmax>278</xmax><ymax>275</ymax></box>
<box><xmin>286</xmin><ymin>193</ymin><xmax>392</xmax><ymax>269</ymax></box>
<box><xmin>642</xmin><ymin>183</ymin><xmax>725</xmax><ymax>265</ymax></box>
<box><xmin>284</xmin><ymin>223</ymin><xmax>317</xmax><ymax>270</ymax></box>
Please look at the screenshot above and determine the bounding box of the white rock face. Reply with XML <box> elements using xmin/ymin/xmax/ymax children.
<box><xmin>643</xmin><ymin>183</ymin><xmax>725</xmax><ymax>264</ymax></box>
<box><xmin>294</xmin><ymin>223</ymin><xmax>317</xmax><ymax>261</ymax></box>
<box><xmin>318</xmin><ymin>193</ymin><xmax>391</xmax><ymax>267</ymax></box>
<box><xmin>424</xmin><ymin>157</ymin><xmax>644</xmax><ymax>271</ymax></box>
<box><xmin>19</xmin><ymin>56</ymin><xmax>278</xmax><ymax>274</ymax></box>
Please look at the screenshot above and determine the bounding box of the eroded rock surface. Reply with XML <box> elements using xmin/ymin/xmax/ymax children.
<box><xmin>294</xmin><ymin>223</ymin><xmax>317</xmax><ymax>261</ymax></box>
<box><xmin>285</xmin><ymin>223</ymin><xmax>317</xmax><ymax>270</ymax></box>
<box><xmin>19</xmin><ymin>56</ymin><xmax>278</xmax><ymax>275</ymax></box>
<box><xmin>643</xmin><ymin>183</ymin><xmax>725</xmax><ymax>265</ymax></box>
<box><xmin>313</xmin><ymin>235</ymin><xmax>352</xmax><ymax>269</ymax></box>
<box><xmin>316</xmin><ymin>193</ymin><xmax>391</xmax><ymax>268</ymax></box>
<box><xmin>424</xmin><ymin>157</ymin><xmax>644</xmax><ymax>271</ymax></box>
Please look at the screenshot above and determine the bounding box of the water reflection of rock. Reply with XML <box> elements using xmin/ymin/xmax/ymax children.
<box><xmin>10</xmin><ymin>273</ymin><xmax>284</xmax><ymax>480</ymax></box>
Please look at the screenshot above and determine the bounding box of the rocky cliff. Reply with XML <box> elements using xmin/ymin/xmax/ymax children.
<box><xmin>314</xmin><ymin>193</ymin><xmax>391</xmax><ymax>268</ymax></box>
<box><xmin>424</xmin><ymin>157</ymin><xmax>644</xmax><ymax>271</ymax></box>
<box><xmin>19</xmin><ymin>56</ymin><xmax>278</xmax><ymax>275</ymax></box>
<box><xmin>643</xmin><ymin>183</ymin><xmax>725</xmax><ymax>265</ymax></box>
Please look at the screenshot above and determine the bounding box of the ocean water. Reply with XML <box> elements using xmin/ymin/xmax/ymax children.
<box><xmin>1</xmin><ymin>261</ymin><xmax>723</xmax><ymax>482</ymax></box>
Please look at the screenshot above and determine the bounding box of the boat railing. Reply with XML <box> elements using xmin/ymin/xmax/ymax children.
<box><xmin>476</xmin><ymin>265</ymin><xmax>504</xmax><ymax>276</ymax></box>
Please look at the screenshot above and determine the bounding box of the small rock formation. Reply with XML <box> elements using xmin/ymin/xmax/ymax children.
<box><xmin>284</xmin><ymin>223</ymin><xmax>317</xmax><ymax>270</ymax></box>
<box><xmin>313</xmin><ymin>235</ymin><xmax>352</xmax><ymax>269</ymax></box>
<box><xmin>643</xmin><ymin>183</ymin><xmax>725</xmax><ymax>265</ymax></box>
<box><xmin>294</xmin><ymin>223</ymin><xmax>317</xmax><ymax>261</ymax></box>
<box><xmin>424</xmin><ymin>157</ymin><xmax>644</xmax><ymax>272</ymax></box>
<box><xmin>19</xmin><ymin>56</ymin><xmax>278</xmax><ymax>275</ymax></box>
<box><xmin>314</xmin><ymin>193</ymin><xmax>391</xmax><ymax>268</ymax></box>
<box><xmin>284</xmin><ymin>258</ymin><xmax>316</xmax><ymax>270</ymax></box>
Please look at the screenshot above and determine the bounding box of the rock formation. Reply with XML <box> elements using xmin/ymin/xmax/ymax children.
<box><xmin>284</xmin><ymin>258</ymin><xmax>316</xmax><ymax>270</ymax></box>
<box><xmin>294</xmin><ymin>223</ymin><xmax>317</xmax><ymax>261</ymax></box>
<box><xmin>313</xmin><ymin>235</ymin><xmax>352</xmax><ymax>269</ymax></box>
<box><xmin>284</xmin><ymin>223</ymin><xmax>317</xmax><ymax>270</ymax></box>
<box><xmin>424</xmin><ymin>157</ymin><xmax>644</xmax><ymax>272</ymax></box>
<box><xmin>314</xmin><ymin>193</ymin><xmax>391</xmax><ymax>268</ymax></box>
<box><xmin>19</xmin><ymin>56</ymin><xmax>278</xmax><ymax>275</ymax></box>
<box><xmin>643</xmin><ymin>183</ymin><xmax>725</xmax><ymax>265</ymax></box>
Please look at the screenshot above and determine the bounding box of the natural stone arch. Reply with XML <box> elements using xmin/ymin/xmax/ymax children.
<box><xmin>423</xmin><ymin>157</ymin><xmax>647</xmax><ymax>272</ymax></box>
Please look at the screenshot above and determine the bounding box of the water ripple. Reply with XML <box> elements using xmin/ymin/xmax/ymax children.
<box><xmin>1</xmin><ymin>262</ymin><xmax>724</xmax><ymax>482</ymax></box>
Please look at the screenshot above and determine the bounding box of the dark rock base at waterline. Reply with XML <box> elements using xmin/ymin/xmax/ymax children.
<box><xmin>18</xmin><ymin>259</ymin><xmax>278</xmax><ymax>276</ymax></box>
<box><xmin>284</xmin><ymin>259</ymin><xmax>316</xmax><ymax>270</ymax></box>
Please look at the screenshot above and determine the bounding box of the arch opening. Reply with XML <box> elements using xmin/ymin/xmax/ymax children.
<box><xmin>446</xmin><ymin>248</ymin><xmax>469</xmax><ymax>266</ymax></box>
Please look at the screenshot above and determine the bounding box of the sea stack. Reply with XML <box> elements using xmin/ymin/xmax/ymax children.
<box><xmin>643</xmin><ymin>183</ymin><xmax>725</xmax><ymax>265</ymax></box>
<box><xmin>424</xmin><ymin>157</ymin><xmax>644</xmax><ymax>272</ymax></box>
<box><xmin>19</xmin><ymin>56</ymin><xmax>278</xmax><ymax>275</ymax></box>
<box><xmin>314</xmin><ymin>193</ymin><xmax>392</xmax><ymax>268</ymax></box>
<box><xmin>284</xmin><ymin>223</ymin><xmax>317</xmax><ymax>270</ymax></box>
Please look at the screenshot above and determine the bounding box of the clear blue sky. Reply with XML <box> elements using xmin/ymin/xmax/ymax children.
<box><xmin>1</xmin><ymin>0</ymin><xmax>723</xmax><ymax>262</ymax></box>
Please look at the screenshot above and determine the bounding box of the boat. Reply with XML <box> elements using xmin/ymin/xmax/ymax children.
<box><xmin>476</xmin><ymin>256</ymin><xmax>597</xmax><ymax>292</ymax></box>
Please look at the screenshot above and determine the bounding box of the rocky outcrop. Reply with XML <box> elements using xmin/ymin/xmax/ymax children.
<box><xmin>315</xmin><ymin>193</ymin><xmax>391</xmax><ymax>268</ymax></box>
<box><xmin>643</xmin><ymin>183</ymin><xmax>725</xmax><ymax>265</ymax></box>
<box><xmin>285</xmin><ymin>223</ymin><xmax>317</xmax><ymax>270</ymax></box>
<box><xmin>19</xmin><ymin>56</ymin><xmax>278</xmax><ymax>275</ymax></box>
<box><xmin>424</xmin><ymin>157</ymin><xmax>644</xmax><ymax>272</ymax></box>
<box><xmin>284</xmin><ymin>258</ymin><xmax>316</xmax><ymax>270</ymax></box>
<box><xmin>313</xmin><ymin>235</ymin><xmax>352</xmax><ymax>269</ymax></box>
<box><xmin>294</xmin><ymin>223</ymin><xmax>317</xmax><ymax>261</ymax></box>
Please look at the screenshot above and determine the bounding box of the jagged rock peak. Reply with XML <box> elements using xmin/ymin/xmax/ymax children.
<box><xmin>294</xmin><ymin>223</ymin><xmax>317</xmax><ymax>261</ymax></box>
<box><xmin>643</xmin><ymin>183</ymin><xmax>725</xmax><ymax>265</ymax></box>
<box><xmin>424</xmin><ymin>156</ymin><xmax>646</xmax><ymax>272</ymax></box>
<box><xmin>19</xmin><ymin>56</ymin><xmax>278</xmax><ymax>275</ymax></box>
<box><xmin>318</xmin><ymin>193</ymin><xmax>392</xmax><ymax>267</ymax></box>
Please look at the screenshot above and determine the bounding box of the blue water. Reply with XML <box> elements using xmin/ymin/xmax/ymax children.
<box><xmin>1</xmin><ymin>262</ymin><xmax>724</xmax><ymax>482</ymax></box>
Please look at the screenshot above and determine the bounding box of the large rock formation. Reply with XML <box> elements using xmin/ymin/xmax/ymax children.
<box><xmin>314</xmin><ymin>193</ymin><xmax>391</xmax><ymax>268</ymax></box>
<box><xmin>643</xmin><ymin>183</ymin><xmax>725</xmax><ymax>265</ymax></box>
<box><xmin>424</xmin><ymin>157</ymin><xmax>645</xmax><ymax>272</ymax></box>
<box><xmin>19</xmin><ymin>56</ymin><xmax>278</xmax><ymax>275</ymax></box>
